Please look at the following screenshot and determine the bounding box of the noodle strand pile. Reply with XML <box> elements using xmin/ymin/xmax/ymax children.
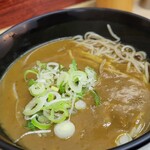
<box><xmin>73</xmin><ymin>24</ymin><xmax>150</xmax><ymax>83</ymax></box>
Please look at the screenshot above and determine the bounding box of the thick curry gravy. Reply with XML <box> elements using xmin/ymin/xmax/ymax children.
<box><xmin>0</xmin><ymin>39</ymin><xmax>150</xmax><ymax>150</ymax></box>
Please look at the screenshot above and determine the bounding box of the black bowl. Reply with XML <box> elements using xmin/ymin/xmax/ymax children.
<box><xmin>0</xmin><ymin>8</ymin><xmax>150</xmax><ymax>150</ymax></box>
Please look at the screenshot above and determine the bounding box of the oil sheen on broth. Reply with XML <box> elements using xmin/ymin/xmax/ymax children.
<box><xmin>0</xmin><ymin>38</ymin><xmax>150</xmax><ymax>150</ymax></box>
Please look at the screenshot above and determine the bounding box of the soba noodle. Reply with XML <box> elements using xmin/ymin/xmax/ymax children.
<box><xmin>73</xmin><ymin>24</ymin><xmax>150</xmax><ymax>83</ymax></box>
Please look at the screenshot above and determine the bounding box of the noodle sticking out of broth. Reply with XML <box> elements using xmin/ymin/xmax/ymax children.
<box><xmin>0</xmin><ymin>24</ymin><xmax>149</xmax><ymax>150</ymax></box>
<box><xmin>73</xmin><ymin>24</ymin><xmax>149</xmax><ymax>83</ymax></box>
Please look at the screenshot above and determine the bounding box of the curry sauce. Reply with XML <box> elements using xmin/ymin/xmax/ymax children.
<box><xmin>0</xmin><ymin>39</ymin><xmax>149</xmax><ymax>150</ymax></box>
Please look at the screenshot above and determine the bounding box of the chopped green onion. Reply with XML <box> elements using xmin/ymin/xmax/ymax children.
<box><xmin>76</xmin><ymin>92</ymin><xmax>83</xmax><ymax>99</ymax></box>
<box><xmin>59</xmin><ymin>65</ymin><xmax>64</xmax><ymax>70</ymax></box>
<box><xmin>28</xmin><ymin>79</ymin><xmax>36</xmax><ymax>87</ymax></box>
<box><xmin>44</xmin><ymin>100</ymin><xmax>71</xmax><ymax>110</ymax></box>
<box><xmin>27</xmin><ymin>120</ymin><xmax>36</xmax><ymax>131</ymax></box>
<box><xmin>48</xmin><ymin>108</ymin><xmax>69</xmax><ymax>123</ymax></box>
<box><xmin>47</xmin><ymin>62</ymin><xmax>59</xmax><ymax>71</ymax></box>
<box><xmin>23</xmin><ymin>97</ymin><xmax>46</xmax><ymax>116</ymax></box>
<box><xmin>23</xmin><ymin>60</ymin><xmax>98</xmax><ymax>140</ymax></box>
<box><xmin>44</xmin><ymin>108</ymin><xmax>69</xmax><ymax>123</ymax></box>
<box><xmin>75</xmin><ymin>100</ymin><xmax>86</xmax><ymax>110</ymax></box>
<box><xmin>54</xmin><ymin>120</ymin><xmax>75</xmax><ymax>139</ymax></box>
<box><xmin>29</xmin><ymin>82</ymin><xmax>46</xmax><ymax>96</ymax></box>
<box><xmin>38</xmin><ymin>115</ymin><xmax>49</xmax><ymax>123</ymax></box>
<box><xmin>51</xmin><ymin>86</ymin><xmax>59</xmax><ymax>92</ymax></box>
<box><xmin>72</xmin><ymin>59</ymin><xmax>77</xmax><ymax>71</ymax></box>
<box><xmin>24</xmin><ymin>70</ymin><xmax>38</xmax><ymax>82</ymax></box>
<box><xmin>36</xmin><ymin>61</ymin><xmax>47</xmax><ymax>69</ymax></box>
<box><xmin>90</xmin><ymin>90</ymin><xmax>101</xmax><ymax>106</ymax></box>
<box><xmin>57</xmin><ymin>72</ymin><xmax>69</xmax><ymax>87</ymax></box>
<box><xmin>115</xmin><ymin>133</ymin><xmax>132</xmax><ymax>146</ymax></box>
<box><xmin>69</xmin><ymin>59</ymin><xmax>77</xmax><ymax>72</ymax></box>
<box><xmin>59</xmin><ymin>82</ymin><xmax>65</xmax><ymax>94</ymax></box>
<box><xmin>85</xmin><ymin>66</ymin><xmax>97</xmax><ymax>80</ymax></box>
<box><xmin>48</xmin><ymin>93</ymin><xmax>54</xmax><ymax>102</ymax></box>
<box><xmin>31</xmin><ymin>117</ymin><xmax>51</xmax><ymax>130</ymax></box>
<box><xmin>68</xmin><ymin>71</ymin><xmax>87</xmax><ymax>93</ymax></box>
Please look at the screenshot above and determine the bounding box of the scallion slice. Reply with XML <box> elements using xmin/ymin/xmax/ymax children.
<box><xmin>48</xmin><ymin>108</ymin><xmax>69</xmax><ymax>123</ymax></box>
<box><xmin>31</xmin><ymin>117</ymin><xmax>51</xmax><ymax>130</ymax></box>
<box><xmin>23</xmin><ymin>97</ymin><xmax>46</xmax><ymax>116</ymax></box>
<box><xmin>29</xmin><ymin>82</ymin><xmax>46</xmax><ymax>96</ymax></box>
<box><xmin>72</xmin><ymin>59</ymin><xmax>77</xmax><ymax>71</ymax></box>
<box><xmin>28</xmin><ymin>79</ymin><xmax>36</xmax><ymax>87</ymax></box>
<box><xmin>90</xmin><ymin>90</ymin><xmax>101</xmax><ymax>106</ymax></box>
<box><xmin>24</xmin><ymin>70</ymin><xmax>38</xmax><ymax>81</ymax></box>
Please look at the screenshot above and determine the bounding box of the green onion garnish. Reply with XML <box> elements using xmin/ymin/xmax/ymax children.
<box><xmin>90</xmin><ymin>90</ymin><xmax>101</xmax><ymax>106</ymax></box>
<box><xmin>31</xmin><ymin>117</ymin><xmax>51</xmax><ymax>130</ymax></box>
<box><xmin>24</xmin><ymin>69</ymin><xmax>38</xmax><ymax>82</ymax></box>
<box><xmin>72</xmin><ymin>59</ymin><xmax>77</xmax><ymax>71</ymax></box>
<box><xmin>27</xmin><ymin>121</ymin><xmax>36</xmax><ymax>131</ymax></box>
<box><xmin>23</xmin><ymin>60</ymin><xmax>98</xmax><ymax>138</ymax></box>
<box><xmin>28</xmin><ymin>79</ymin><xmax>36</xmax><ymax>87</ymax></box>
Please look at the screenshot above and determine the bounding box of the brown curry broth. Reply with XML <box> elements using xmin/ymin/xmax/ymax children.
<box><xmin>0</xmin><ymin>39</ymin><xmax>150</xmax><ymax>150</ymax></box>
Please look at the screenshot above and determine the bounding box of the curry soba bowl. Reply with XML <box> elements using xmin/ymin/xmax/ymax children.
<box><xmin>0</xmin><ymin>8</ymin><xmax>150</xmax><ymax>150</ymax></box>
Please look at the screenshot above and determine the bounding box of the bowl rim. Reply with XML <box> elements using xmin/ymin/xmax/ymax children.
<box><xmin>1</xmin><ymin>7</ymin><xmax>150</xmax><ymax>36</ymax></box>
<box><xmin>0</xmin><ymin>7</ymin><xmax>149</xmax><ymax>150</ymax></box>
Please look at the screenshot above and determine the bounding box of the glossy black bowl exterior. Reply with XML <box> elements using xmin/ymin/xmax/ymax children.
<box><xmin>0</xmin><ymin>8</ymin><xmax>150</xmax><ymax>150</ymax></box>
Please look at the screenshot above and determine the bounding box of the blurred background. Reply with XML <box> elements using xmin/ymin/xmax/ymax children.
<box><xmin>0</xmin><ymin>0</ymin><xmax>150</xmax><ymax>33</ymax></box>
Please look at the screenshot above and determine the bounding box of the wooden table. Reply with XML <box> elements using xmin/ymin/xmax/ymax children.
<box><xmin>0</xmin><ymin>0</ymin><xmax>86</xmax><ymax>29</ymax></box>
<box><xmin>0</xmin><ymin>0</ymin><xmax>150</xmax><ymax>34</ymax></box>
